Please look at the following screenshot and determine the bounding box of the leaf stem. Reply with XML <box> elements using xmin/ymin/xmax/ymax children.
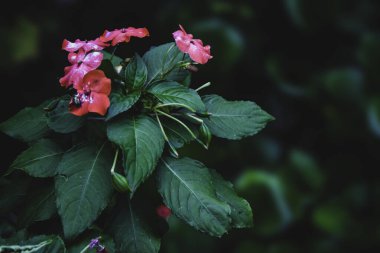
<box><xmin>155</xmin><ymin>112</ymin><xmax>179</xmax><ymax>157</ymax></box>
<box><xmin>156</xmin><ymin>109</ymin><xmax>199</xmax><ymax>141</ymax></box>
<box><xmin>110</xmin><ymin>149</ymin><xmax>119</xmax><ymax>174</ymax></box>
<box><xmin>195</xmin><ymin>82</ymin><xmax>211</xmax><ymax>92</ymax></box>
<box><xmin>155</xmin><ymin>102</ymin><xmax>195</xmax><ymax>112</ymax></box>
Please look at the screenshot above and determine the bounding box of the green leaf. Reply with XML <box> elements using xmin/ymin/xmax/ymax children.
<box><xmin>106</xmin><ymin>91</ymin><xmax>141</xmax><ymax>120</ymax></box>
<box><xmin>110</xmin><ymin>200</ymin><xmax>160</xmax><ymax>253</ymax></box>
<box><xmin>0</xmin><ymin>105</ymin><xmax>49</xmax><ymax>143</ymax></box>
<box><xmin>17</xmin><ymin>183</ymin><xmax>56</xmax><ymax>228</ymax></box>
<box><xmin>0</xmin><ymin>235</ymin><xmax>66</xmax><ymax>253</ymax></box>
<box><xmin>203</xmin><ymin>95</ymin><xmax>274</xmax><ymax>140</ymax></box>
<box><xmin>47</xmin><ymin>98</ymin><xmax>85</xmax><ymax>133</ymax></box>
<box><xmin>210</xmin><ymin>169</ymin><xmax>253</xmax><ymax>228</ymax></box>
<box><xmin>10</xmin><ymin>139</ymin><xmax>64</xmax><ymax>177</ymax></box>
<box><xmin>157</xmin><ymin>157</ymin><xmax>231</xmax><ymax>237</ymax></box>
<box><xmin>143</xmin><ymin>42</ymin><xmax>190</xmax><ymax>84</ymax></box>
<box><xmin>162</xmin><ymin>119</ymin><xmax>197</xmax><ymax>148</ymax></box>
<box><xmin>55</xmin><ymin>142</ymin><xmax>114</xmax><ymax>239</ymax></box>
<box><xmin>125</xmin><ymin>53</ymin><xmax>148</xmax><ymax>89</ymax></box>
<box><xmin>149</xmin><ymin>81</ymin><xmax>205</xmax><ymax>112</ymax></box>
<box><xmin>107</xmin><ymin>115</ymin><xmax>164</xmax><ymax>193</ymax></box>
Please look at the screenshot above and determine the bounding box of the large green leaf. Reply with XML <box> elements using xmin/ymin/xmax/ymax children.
<box><xmin>0</xmin><ymin>105</ymin><xmax>49</xmax><ymax>143</ymax></box>
<box><xmin>55</xmin><ymin>143</ymin><xmax>114</xmax><ymax>239</ymax></box>
<box><xmin>149</xmin><ymin>81</ymin><xmax>205</xmax><ymax>112</ymax></box>
<box><xmin>203</xmin><ymin>95</ymin><xmax>274</xmax><ymax>140</ymax></box>
<box><xmin>143</xmin><ymin>42</ymin><xmax>190</xmax><ymax>84</ymax></box>
<box><xmin>157</xmin><ymin>157</ymin><xmax>231</xmax><ymax>237</ymax></box>
<box><xmin>47</xmin><ymin>98</ymin><xmax>85</xmax><ymax>133</ymax></box>
<box><xmin>107</xmin><ymin>115</ymin><xmax>164</xmax><ymax>193</ymax></box>
<box><xmin>0</xmin><ymin>235</ymin><xmax>66</xmax><ymax>253</ymax></box>
<box><xmin>110</xmin><ymin>200</ymin><xmax>161</xmax><ymax>253</ymax></box>
<box><xmin>10</xmin><ymin>139</ymin><xmax>64</xmax><ymax>177</ymax></box>
<box><xmin>17</xmin><ymin>183</ymin><xmax>56</xmax><ymax>228</ymax></box>
<box><xmin>210</xmin><ymin>169</ymin><xmax>253</xmax><ymax>228</ymax></box>
<box><xmin>125</xmin><ymin>53</ymin><xmax>148</xmax><ymax>89</ymax></box>
<box><xmin>106</xmin><ymin>91</ymin><xmax>141</xmax><ymax>120</ymax></box>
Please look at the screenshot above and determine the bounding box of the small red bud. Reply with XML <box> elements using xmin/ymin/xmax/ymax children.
<box><xmin>156</xmin><ymin>204</ymin><xmax>171</xmax><ymax>219</ymax></box>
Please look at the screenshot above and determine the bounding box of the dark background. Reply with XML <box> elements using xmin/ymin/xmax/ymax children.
<box><xmin>1</xmin><ymin>0</ymin><xmax>379</xmax><ymax>252</ymax></box>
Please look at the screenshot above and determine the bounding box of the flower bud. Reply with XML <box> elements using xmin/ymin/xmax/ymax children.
<box><xmin>111</xmin><ymin>172</ymin><xmax>130</xmax><ymax>192</ymax></box>
<box><xmin>199</xmin><ymin>123</ymin><xmax>212</xmax><ymax>148</ymax></box>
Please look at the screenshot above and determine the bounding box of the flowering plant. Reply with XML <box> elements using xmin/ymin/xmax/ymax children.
<box><xmin>0</xmin><ymin>25</ymin><xmax>273</xmax><ymax>252</ymax></box>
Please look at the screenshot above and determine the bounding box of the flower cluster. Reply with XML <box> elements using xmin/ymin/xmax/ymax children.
<box><xmin>59</xmin><ymin>27</ymin><xmax>150</xmax><ymax>116</ymax></box>
<box><xmin>59</xmin><ymin>25</ymin><xmax>212</xmax><ymax>117</ymax></box>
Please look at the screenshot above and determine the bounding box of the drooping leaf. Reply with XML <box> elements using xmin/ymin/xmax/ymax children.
<box><xmin>125</xmin><ymin>53</ymin><xmax>148</xmax><ymax>89</ymax></box>
<box><xmin>106</xmin><ymin>91</ymin><xmax>141</xmax><ymax>120</ymax></box>
<box><xmin>17</xmin><ymin>182</ymin><xmax>56</xmax><ymax>228</ymax></box>
<box><xmin>110</xmin><ymin>200</ymin><xmax>161</xmax><ymax>253</ymax></box>
<box><xmin>0</xmin><ymin>235</ymin><xmax>66</xmax><ymax>253</ymax></box>
<box><xmin>157</xmin><ymin>157</ymin><xmax>231</xmax><ymax>237</ymax></box>
<box><xmin>149</xmin><ymin>81</ymin><xmax>205</xmax><ymax>112</ymax></box>
<box><xmin>10</xmin><ymin>139</ymin><xmax>64</xmax><ymax>177</ymax></box>
<box><xmin>107</xmin><ymin>115</ymin><xmax>164</xmax><ymax>193</ymax></box>
<box><xmin>0</xmin><ymin>105</ymin><xmax>49</xmax><ymax>143</ymax></box>
<box><xmin>143</xmin><ymin>42</ymin><xmax>190</xmax><ymax>84</ymax></box>
<box><xmin>210</xmin><ymin>169</ymin><xmax>253</xmax><ymax>228</ymax></box>
<box><xmin>47</xmin><ymin>98</ymin><xmax>85</xmax><ymax>133</ymax></box>
<box><xmin>55</xmin><ymin>142</ymin><xmax>114</xmax><ymax>239</ymax></box>
<box><xmin>203</xmin><ymin>95</ymin><xmax>274</xmax><ymax>140</ymax></box>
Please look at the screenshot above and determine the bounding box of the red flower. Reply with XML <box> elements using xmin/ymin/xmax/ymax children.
<box><xmin>62</xmin><ymin>38</ymin><xmax>108</xmax><ymax>53</ymax></box>
<box><xmin>172</xmin><ymin>25</ymin><xmax>212</xmax><ymax>64</ymax></box>
<box><xmin>156</xmin><ymin>205</ymin><xmax>171</xmax><ymax>219</ymax></box>
<box><xmin>100</xmin><ymin>27</ymin><xmax>150</xmax><ymax>46</ymax></box>
<box><xmin>69</xmin><ymin>70</ymin><xmax>111</xmax><ymax>116</ymax></box>
<box><xmin>59</xmin><ymin>49</ymin><xmax>103</xmax><ymax>89</ymax></box>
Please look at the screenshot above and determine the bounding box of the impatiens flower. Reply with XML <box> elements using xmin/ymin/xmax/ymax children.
<box><xmin>156</xmin><ymin>204</ymin><xmax>171</xmax><ymax>219</ymax></box>
<box><xmin>172</xmin><ymin>25</ymin><xmax>212</xmax><ymax>64</ymax></box>
<box><xmin>59</xmin><ymin>49</ymin><xmax>103</xmax><ymax>88</ymax></box>
<box><xmin>100</xmin><ymin>27</ymin><xmax>150</xmax><ymax>46</ymax></box>
<box><xmin>69</xmin><ymin>70</ymin><xmax>111</xmax><ymax>116</ymax></box>
<box><xmin>62</xmin><ymin>38</ymin><xmax>108</xmax><ymax>53</ymax></box>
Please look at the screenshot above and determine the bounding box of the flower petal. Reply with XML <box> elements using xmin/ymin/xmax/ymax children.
<box><xmin>62</xmin><ymin>39</ymin><xmax>85</xmax><ymax>52</ymax></box>
<box><xmin>111</xmin><ymin>33</ymin><xmax>129</xmax><ymax>46</ymax></box>
<box><xmin>173</xmin><ymin>25</ymin><xmax>193</xmax><ymax>53</ymax></box>
<box><xmin>125</xmin><ymin>27</ymin><xmax>150</xmax><ymax>38</ymax></box>
<box><xmin>187</xmin><ymin>40</ymin><xmax>212</xmax><ymax>64</ymax></box>
<box><xmin>99</xmin><ymin>30</ymin><xmax>120</xmax><ymax>43</ymax></box>
<box><xmin>82</xmin><ymin>70</ymin><xmax>111</xmax><ymax>95</ymax></box>
<box><xmin>70</xmin><ymin>100</ymin><xmax>89</xmax><ymax>116</ymax></box>
<box><xmin>83</xmin><ymin>51</ymin><xmax>103</xmax><ymax>69</ymax></box>
<box><xmin>88</xmin><ymin>93</ymin><xmax>110</xmax><ymax>116</ymax></box>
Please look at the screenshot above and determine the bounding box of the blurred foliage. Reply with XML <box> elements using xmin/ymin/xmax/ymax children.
<box><xmin>1</xmin><ymin>0</ymin><xmax>379</xmax><ymax>252</ymax></box>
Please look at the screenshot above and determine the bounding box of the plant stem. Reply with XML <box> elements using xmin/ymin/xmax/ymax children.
<box><xmin>155</xmin><ymin>112</ymin><xmax>179</xmax><ymax>157</ymax></box>
<box><xmin>195</xmin><ymin>82</ymin><xmax>211</xmax><ymax>92</ymax></box>
<box><xmin>156</xmin><ymin>109</ymin><xmax>197</xmax><ymax>139</ymax></box>
<box><xmin>110</xmin><ymin>149</ymin><xmax>119</xmax><ymax>174</ymax></box>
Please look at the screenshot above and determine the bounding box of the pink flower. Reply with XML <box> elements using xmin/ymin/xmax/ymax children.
<box><xmin>62</xmin><ymin>38</ymin><xmax>108</xmax><ymax>53</ymax></box>
<box><xmin>69</xmin><ymin>70</ymin><xmax>111</xmax><ymax>116</ymax></box>
<box><xmin>59</xmin><ymin>49</ymin><xmax>103</xmax><ymax>89</ymax></box>
<box><xmin>156</xmin><ymin>205</ymin><xmax>171</xmax><ymax>219</ymax></box>
<box><xmin>172</xmin><ymin>25</ymin><xmax>212</xmax><ymax>64</ymax></box>
<box><xmin>100</xmin><ymin>27</ymin><xmax>150</xmax><ymax>46</ymax></box>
